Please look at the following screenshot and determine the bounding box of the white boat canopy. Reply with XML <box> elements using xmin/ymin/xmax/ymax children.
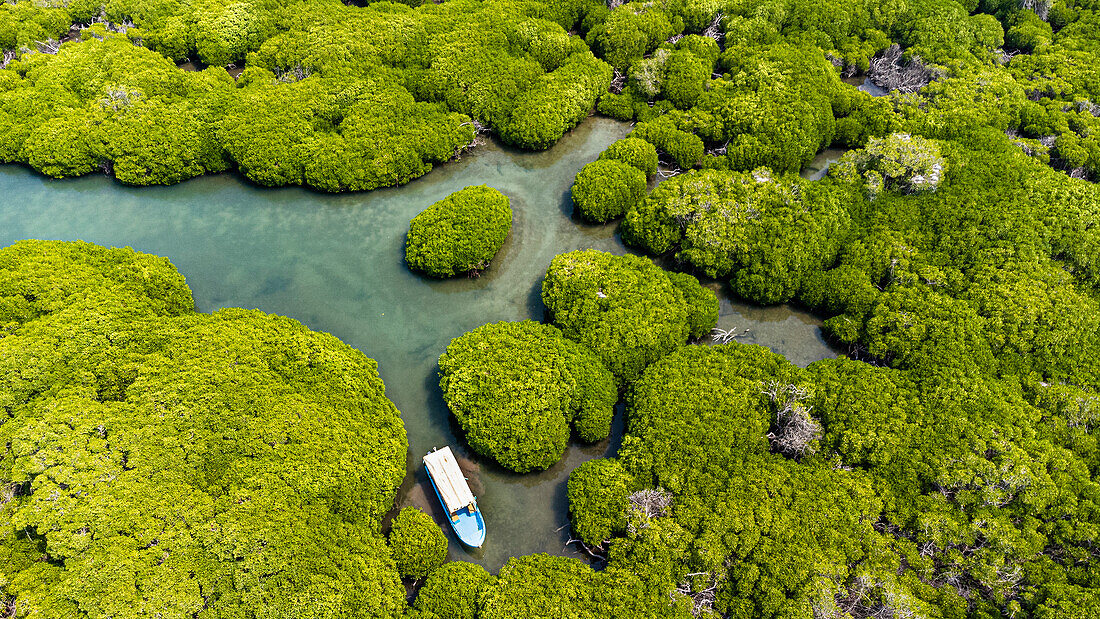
<box><xmin>424</xmin><ymin>446</ymin><xmax>475</xmax><ymax>514</ymax></box>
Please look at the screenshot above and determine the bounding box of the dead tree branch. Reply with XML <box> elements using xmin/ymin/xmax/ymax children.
<box><xmin>565</xmin><ymin>538</ymin><xmax>609</xmax><ymax>561</ymax></box>
<box><xmin>609</xmin><ymin>69</ymin><xmax>626</xmax><ymax>94</ymax></box>
<box><xmin>702</xmin><ymin>13</ymin><xmax>724</xmax><ymax>43</ymax></box>
<box><xmin>674</xmin><ymin>573</ymin><xmax>721</xmax><ymax>617</ymax></box>
<box><xmin>34</xmin><ymin>39</ymin><xmax>61</xmax><ymax>55</ymax></box>
<box><xmin>1020</xmin><ymin>0</ymin><xmax>1051</xmax><ymax>21</ymax></box>
<box><xmin>762</xmin><ymin>380</ymin><xmax>822</xmax><ymax>459</ymax></box>
<box><xmin>868</xmin><ymin>44</ymin><xmax>935</xmax><ymax>94</ymax></box>
<box><xmin>710</xmin><ymin>327</ymin><xmax>749</xmax><ymax>344</ymax></box>
<box><xmin>627</xmin><ymin>488</ymin><xmax>672</xmax><ymax>533</ymax></box>
<box><xmin>275</xmin><ymin>63</ymin><xmax>312</xmax><ymax>83</ymax></box>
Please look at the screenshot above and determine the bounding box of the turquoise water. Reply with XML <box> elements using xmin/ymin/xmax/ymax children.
<box><xmin>0</xmin><ymin>117</ymin><xmax>837</xmax><ymax>569</ymax></box>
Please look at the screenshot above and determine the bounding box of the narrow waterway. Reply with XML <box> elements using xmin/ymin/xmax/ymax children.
<box><xmin>0</xmin><ymin>117</ymin><xmax>838</xmax><ymax>568</ymax></box>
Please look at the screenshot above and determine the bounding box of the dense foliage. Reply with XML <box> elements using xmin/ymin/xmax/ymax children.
<box><xmin>413</xmin><ymin>561</ymin><xmax>495</xmax><ymax>619</ymax></box>
<box><xmin>405</xmin><ymin>185</ymin><xmax>512</xmax><ymax>278</ymax></box>
<box><xmin>8</xmin><ymin>0</ymin><xmax>1100</xmax><ymax>616</ymax></box>
<box><xmin>389</xmin><ymin>507</ymin><xmax>448</xmax><ymax>580</ymax></box>
<box><xmin>437</xmin><ymin>320</ymin><xmax>616</xmax><ymax>473</ymax></box>
<box><xmin>541</xmin><ymin>249</ymin><xmax>719</xmax><ymax>385</ymax></box>
<box><xmin>598</xmin><ymin>136</ymin><xmax>659</xmax><ymax>177</ymax></box>
<box><xmin>556</xmin><ymin>2</ymin><xmax>1100</xmax><ymax>610</ymax></box>
<box><xmin>571</xmin><ymin>159</ymin><xmax>646</xmax><ymax>223</ymax></box>
<box><xmin>0</xmin><ymin>240</ymin><xmax>409</xmax><ymax>618</ymax></box>
<box><xmin>623</xmin><ymin>168</ymin><xmax>852</xmax><ymax>304</ymax></box>
<box><xmin>0</xmin><ymin>0</ymin><xmax>611</xmax><ymax>189</ymax></box>
<box><xmin>566</xmin><ymin>458</ymin><xmax>633</xmax><ymax>546</ymax></box>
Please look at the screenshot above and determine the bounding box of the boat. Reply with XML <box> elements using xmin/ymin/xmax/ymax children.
<box><xmin>423</xmin><ymin>446</ymin><xmax>486</xmax><ymax>548</ymax></box>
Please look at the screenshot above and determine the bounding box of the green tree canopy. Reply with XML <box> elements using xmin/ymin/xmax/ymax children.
<box><xmin>598</xmin><ymin>137</ymin><xmax>659</xmax><ymax>177</ymax></box>
<box><xmin>389</xmin><ymin>507</ymin><xmax>448</xmax><ymax>579</ymax></box>
<box><xmin>567</xmin><ymin>458</ymin><xmax>634</xmax><ymax>546</ymax></box>
<box><xmin>623</xmin><ymin>168</ymin><xmax>853</xmax><ymax>304</ymax></box>
<box><xmin>406</xmin><ymin>185</ymin><xmax>513</xmax><ymax>278</ymax></box>
<box><xmin>541</xmin><ymin>250</ymin><xmax>719</xmax><ymax>385</ymax></box>
<box><xmin>571</xmin><ymin>159</ymin><xmax>647</xmax><ymax>223</ymax></box>
<box><xmin>437</xmin><ymin>320</ymin><xmax>616</xmax><ymax>473</ymax></box>
<box><xmin>0</xmin><ymin>240</ymin><xmax>409</xmax><ymax>619</ymax></box>
<box><xmin>414</xmin><ymin>561</ymin><xmax>495</xmax><ymax>619</ymax></box>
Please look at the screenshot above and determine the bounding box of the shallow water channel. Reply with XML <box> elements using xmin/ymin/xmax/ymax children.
<box><xmin>0</xmin><ymin>117</ymin><xmax>838</xmax><ymax>569</ymax></box>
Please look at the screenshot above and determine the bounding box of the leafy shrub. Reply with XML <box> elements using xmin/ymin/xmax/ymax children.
<box><xmin>585</xmin><ymin>4</ymin><xmax>680</xmax><ymax>71</ymax></box>
<box><xmin>480</xmin><ymin>554</ymin><xmax>599</xmax><ymax>619</ymax></box>
<box><xmin>675</xmin><ymin>34</ymin><xmax>720</xmax><ymax>69</ymax></box>
<box><xmin>701</xmin><ymin>44</ymin><xmax>843</xmax><ymax>173</ymax></box>
<box><xmin>497</xmin><ymin>52</ymin><xmax>612</xmax><ymax>150</ymax></box>
<box><xmin>571</xmin><ymin>159</ymin><xmax>647</xmax><ymax>223</ymax></box>
<box><xmin>0</xmin><ymin>240</ymin><xmax>409</xmax><ymax>618</ymax></box>
<box><xmin>221</xmin><ymin>76</ymin><xmax>475</xmax><ymax>192</ymax></box>
<box><xmin>541</xmin><ymin>250</ymin><xmax>718</xmax><ymax>384</ymax></box>
<box><xmin>406</xmin><ymin>185</ymin><xmax>512</xmax><ymax>278</ymax></box>
<box><xmin>390</xmin><ymin>507</ymin><xmax>448</xmax><ymax>579</ymax></box>
<box><xmin>598</xmin><ymin>137</ymin><xmax>659</xmax><ymax>176</ymax></box>
<box><xmin>414</xmin><ymin>561</ymin><xmax>495</xmax><ymax>619</ymax></box>
<box><xmin>630</xmin><ymin>117</ymin><xmax>705</xmax><ymax>169</ymax></box>
<box><xmin>831</xmin><ymin>133</ymin><xmax>946</xmax><ymax>198</ymax></box>
<box><xmin>831</xmin><ymin>92</ymin><xmax>902</xmax><ymax>148</ymax></box>
<box><xmin>567</xmin><ymin>459</ymin><xmax>634</xmax><ymax>545</ymax></box>
<box><xmin>622</xmin><ymin>168</ymin><xmax>852</xmax><ymax>304</ymax></box>
<box><xmin>598</xmin><ymin>91</ymin><xmax>637</xmax><ymax>120</ymax></box>
<box><xmin>661</xmin><ymin>49</ymin><xmax>709</xmax><ymax>109</ymax></box>
<box><xmin>438</xmin><ymin>320</ymin><xmax>616</xmax><ymax>473</ymax></box>
<box><xmin>666</xmin><ymin>271</ymin><xmax>720</xmax><ymax>338</ymax></box>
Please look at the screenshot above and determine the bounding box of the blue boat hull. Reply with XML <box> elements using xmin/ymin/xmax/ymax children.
<box><xmin>427</xmin><ymin>468</ymin><xmax>486</xmax><ymax>548</ymax></box>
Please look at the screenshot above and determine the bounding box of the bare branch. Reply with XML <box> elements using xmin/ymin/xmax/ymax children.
<box><xmin>710</xmin><ymin>327</ymin><xmax>748</xmax><ymax>344</ymax></box>
<box><xmin>868</xmin><ymin>44</ymin><xmax>936</xmax><ymax>94</ymax></box>
<box><xmin>1019</xmin><ymin>0</ymin><xmax>1051</xmax><ymax>21</ymax></box>
<box><xmin>627</xmin><ymin>488</ymin><xmax>672</xmax><ymax>533</ymax></box>
<box><xmin>702</xmin><ymin>13</ymin><xmax>724</xmax><ymax>43</ymax></box>
<box><xmin>762</xmin><ymin>380</ymin><xmax>821</xmax><ymax>459</ymax></box>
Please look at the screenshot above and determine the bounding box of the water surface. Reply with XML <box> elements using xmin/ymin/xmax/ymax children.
<box><xmin>0</xmin><ymin>117</ymin><xmax>837</xmax><ymax>568</ymax></box>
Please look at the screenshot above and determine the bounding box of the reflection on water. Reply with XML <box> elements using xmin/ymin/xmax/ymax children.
<box><xmin>0</xmin><ymin>116</ymin><xmax>838</xmax><ymax>569</ymax></box>
<box><xmin>842</xmin><ymin>75</ymin><xmax>890</xmax><ymax>97</ymax></box>
<box><xmin>704</xmin><ymin>282</ymin><xmax>837</xmax><ymax>369</ymax></box>
<box><xmin>801</xmin><ymin>147</ymin><xmax>849</xmax><ymax>181</ymax></box>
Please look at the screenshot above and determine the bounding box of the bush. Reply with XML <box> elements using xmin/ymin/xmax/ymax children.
<box><xmin>622</xmin><ymin>168</ymin><xmax>853</xmax><ymax>304</ymax></box>
<box><xmin>571</xmin><ymin>159</ymin><xmax>647</xmax><ymax>223</ymax></box>
<box><xmin>830</xmin><ymin>133</ymin><xmax>946</xmax><ymax>198</ymax></box>
<box><xmin>0</xmin><ymin>241</ymin><xmax>409</xmax><ymax>619</ymax></box>
<box><xmin>831</xmin><ymin>93</ymin><xmax>901</xmax><ymax>148</ymax></box>
<box><xmin>498</xmin><ymin>52</ymin><xmax>612</xmax><ymax>150</ymax></box>
<box><xmin>598</xmin><ymin>137</ymin><xmax>659</xmax><ymax>176</ymax></box>
<box><xmin>597</xmin><ymin>91</ymin><xmax>636</xmax><ymax>120</ymax></box>
<box><xmin>390</xmin><ymin>507</ymin><xmax>448</xmax><ymax>579</ymax></box>
<box><xmin>675</xmin><ymin>34</ymin><xmax>720</xmax><ymax>69</ymax></box>
<box><xmin>406</xmin><ymin>185</ymin><xmax>512</xmax><ymax>278</ymax></box>
<box><xmin>414</xmin><ymin>561</ymin><xmax>495</xmax><ymax>619</ymax></box>
<box><xmin>438</xmin><ymin>320</ymin><xmax>616</xmax><ymax>472</ymax></box>
<box><xmin>630</xmin><ymin>118</ymin><xmax>704</xmax><ymax>169</ymax></box>
<box><xmin>585</xmin><ymin>4</ymin><xmax>680</xmax><ymax>71</ymax></box>
<box><xmin>480</xmin><ymin>555</ymin><xmax>598</xmax><ymax>619</ymax></box>
<box><xmin>567</xmin><ymin>459</ymin><xmax>634</xmax><ymax>545</ymax></box>
<box><xmin>541</xmin><ymin>250</ymin><xmax>718</xmax><ymax>384</ymax></box>
<box><xmin>667</xmin><ymin>271</ymin><xmax>720</xmax><ymax>338</ymax></box>
<box><xmin>661</xmin><ymin>49</ymin><xmax>709</xmax><ymax>109</ymax></box>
